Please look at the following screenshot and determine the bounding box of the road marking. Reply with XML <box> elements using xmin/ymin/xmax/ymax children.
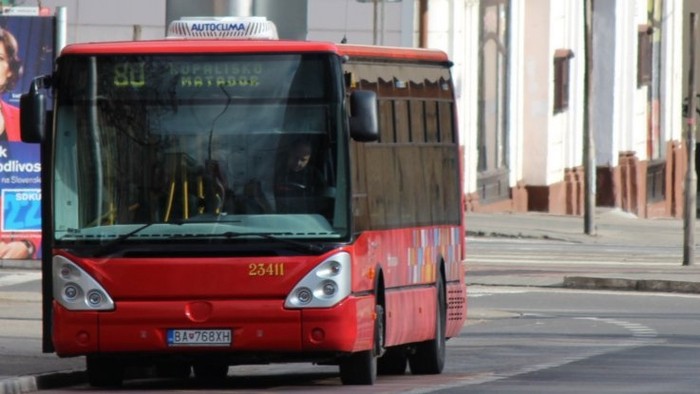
<box><xmin>408</xmin><ymin>314</ymin><xmax>662</xmax><ymax>392</ymax></box>
<box><xmin>468</xmin><ymin>286</ymin><xmax>529</xmax><ymax>297</ymax></box>
<box><xmin>406</xmin><ymin>346</ymin><xmax>643</xmax><ymax>393</ymax></box>
<box><xmin>467</xmin><ymin>257</ymin><xmax>673</xmax><ymax>266</ymax></box>
<box><xmin>576</xmin><ymin>317</ymin><xmax>660</xmax><ymax>340</ymax></box>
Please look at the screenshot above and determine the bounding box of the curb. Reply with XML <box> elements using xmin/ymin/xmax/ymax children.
<box><xmin>0</xmin><ymin>370</ymin><xmax>85</xmax><ymax>394</ymax></box>
<box><xmin>0</xmin><ymin>260</ymin><xmax>40</xmax><ymax>270</ymax></box>
<box><xmin>563</xmin><ymin>277</ymin><xmax>700</xmax><ymax>294</ymax></box>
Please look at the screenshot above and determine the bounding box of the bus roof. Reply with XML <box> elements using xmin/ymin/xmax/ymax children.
<box><xmin>59</xmin><ymin>39</ymin><xmax>450</xmax><ymax>64</ymax></box>
<box><xmin>337</xmin><ymin>44</ymin><xmax>449</xmax><ymax>63</ymax></box>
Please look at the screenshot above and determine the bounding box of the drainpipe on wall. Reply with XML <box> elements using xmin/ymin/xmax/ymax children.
<box><xmin>55</xmin><ymin>6</ymin><xmax>66</xmax><ymax>54</ymax></box>
<box><xmin>132</xmin><ymin>25</ymin><xmax>142</xmax><ymax>41</ymax></box>
<box><xmin>419</xmin><ymin>0</ymin><xmax>428</xmax><ymax>48</ymax></box>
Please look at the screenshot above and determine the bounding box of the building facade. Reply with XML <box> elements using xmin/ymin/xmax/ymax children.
<box><xmin>434</xmin><ymin>0</ymin><xmax>686</xmax><ymax>219</ymax></box>
<box><xmin>28</xmin><ymin>0</ymin><xmax>693</xmax><ymax>218</ymax></box>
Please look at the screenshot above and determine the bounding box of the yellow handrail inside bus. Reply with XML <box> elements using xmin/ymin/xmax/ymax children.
<box><xmin>164</xmin><ymin>180</ymin><xmax>176</xmax><ymax>222</ymax></box>
<box><xmin>164</xmin><ymin>153</ymin><xmax>193</xmax><ymax>222</ymax></box>
<box><xmin>197</xmin><ymin>175</ymin><xmax>204</xmax><ymax>214</ymax></box>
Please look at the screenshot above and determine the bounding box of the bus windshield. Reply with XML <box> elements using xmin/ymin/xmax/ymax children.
<box><xmin>52</xmin><ymin>53</ymin><xmax>348</xmax><ymax>246</ymax></box>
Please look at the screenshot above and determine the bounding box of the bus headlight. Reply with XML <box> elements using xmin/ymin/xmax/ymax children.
<box><xmin>319</xmin><ymin>280</ymin><xmax>337</xmax><ymax>297</ymax></box>
<box><xmin>63</xmin><ymin>284</ymin><xmax>80</xmax><ymax>300</ymax></box>
<box><xmin>293</xmin><ymin>287</ymin><xmax>313</xmax><ymax>305</ymax></box>
<box><xmin>284</xmin><ymin>252</ymin><xmax>351</xmax><ymax>309</ymax></box>
<box><xmin>86</xmin><ymin>289</ymin><xmax>106</xmax><ymax>307</ymax></box>
<box><xmin>53</xmin><ymin>256</ymin><xmax>115</xmax><ymax>311</ymax></box>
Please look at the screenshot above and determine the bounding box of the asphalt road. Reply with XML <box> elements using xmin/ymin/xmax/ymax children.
<box><xmin>3</xmin><ymin>229</ymin><xmax>700</xmax><ymax>393</ymax></box>
<box><xmin>458</xmin><ymin>286</ymin><xmax>700</xmax><ymax>393</ymax></box>
<box><xmin>25</xmin><ymin>286</ymin><xmax>700</xmax><ymax>393</ymax></box>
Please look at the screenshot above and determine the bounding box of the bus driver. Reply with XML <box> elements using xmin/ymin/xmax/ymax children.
<box><xmin>274</xmin><ymin>139</ymin><xmax>327</xmax><ymax>213</ymax></box>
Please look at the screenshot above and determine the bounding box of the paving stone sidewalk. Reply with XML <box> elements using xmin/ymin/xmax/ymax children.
<box><xmin>466</xmin><ymin>208</ymin><xmax>700</xmax><ymax>293</ymax></box>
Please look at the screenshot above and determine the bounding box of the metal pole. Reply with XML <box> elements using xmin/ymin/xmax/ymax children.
<box><xmin>683</xmin><ymin>13</ymin><xmax>697</xmax><ymax>266</ymax></box>
<box><xmin>583</xmin><ymin>0</ymin><xmax>596</xmax><ymax>235</ymax></box>
<box><xmin>380</xmin><ymin>0</ymin><xmax>385</xmax><ymax>45</ymax></box>
<box><xmin>55</xmin><ymin>6</ymin><xmax>67</xmax><ymax>55</ymax></box>
<box><xmin>418</xmin><ymin>0</ymin><xmax>428</xmax><ymax>48</ymax></box>
<box><xmin>373</xmin><ymin>0</ymin><xmax>378</xmax><ymax>45</ymax></box>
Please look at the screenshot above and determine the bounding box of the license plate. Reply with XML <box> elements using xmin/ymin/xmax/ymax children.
<box><xmin>167</xmin><ymin>329</ymin><xmax>232</xmax><ymax>346</ymax></box>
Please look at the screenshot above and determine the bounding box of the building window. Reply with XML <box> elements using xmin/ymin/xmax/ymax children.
<box><xmin>477</xmin><ymin>0</ymin><xmax>510</xmax><ymax>204</ymax></box>
<box><xmin>553</xmin><ymin>49</ymin><xmax>573</xmax><ymax>114</ymax></box>
<box><xmin>637</xmin><ymin>24</ymin><xmax>653</xmax><ymax>87</ymax></box>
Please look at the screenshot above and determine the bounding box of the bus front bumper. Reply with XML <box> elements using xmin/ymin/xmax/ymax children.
<box><xmin>52</xmin><ymin>294</ymin><xmax>375</xmax><ymax>358</ymax></box>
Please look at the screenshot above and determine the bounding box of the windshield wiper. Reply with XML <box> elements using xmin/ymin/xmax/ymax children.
<box><xmin>92</xmin><ymin>222</ymin><xmax>166</xmax><ymax>257</ymax></box>
<box><xmin>175</xmin><ymin>231</ymin><xmax>325</xmax><ymax>253</ymax></box>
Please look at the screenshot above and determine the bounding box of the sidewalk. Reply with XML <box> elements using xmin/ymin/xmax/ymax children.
<box><xmin>466</xmin><ymin>208</ymin><xmax>700</xmax><ymax>293</ymax></box>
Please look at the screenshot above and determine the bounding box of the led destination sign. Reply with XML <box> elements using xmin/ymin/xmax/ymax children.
<box><xmin>60</xmin><ymin>54</ymin><xmax>332</xmax><ymax>101</ymax></box>
<box><xmin>112</xmin><ymin>61</ymin><xmax>264</xmax><ymax>89</ymax></box>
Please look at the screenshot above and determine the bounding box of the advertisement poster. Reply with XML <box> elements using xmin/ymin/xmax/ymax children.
<box><xmin>0</xmin><ymin>15</ymin><xmax>54</xmax><ymax>259</ymax></box>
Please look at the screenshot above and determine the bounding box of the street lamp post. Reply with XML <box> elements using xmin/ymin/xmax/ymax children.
<box><xmin>683</xmin><ymin>13</ymin><xmax>697</xmax><ymax>266</ymax></box>
<box><xmin>583</xmin><ymin>0</ymin><xmax>596</xmax><ymax>235</ymax></box>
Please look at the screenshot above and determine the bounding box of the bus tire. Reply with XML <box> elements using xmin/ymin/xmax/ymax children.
<box><xmin>86</xmin><ymin>355</ymin><xmax>124</xmax><ymax>387</ymax></box>
<box><xmin>339</xmin><ymin>349</ymin><xmax>377</xmax><ymax>385</ymax></box>
<box><xmin>409</xmin><ymin>268</ymin><xmax>446</xmax><ymax>375</ymax></box>
<box><xmin>339</xmin><ymin>303</ymin><xmax>382</xmax><ymax>385</ymax></box>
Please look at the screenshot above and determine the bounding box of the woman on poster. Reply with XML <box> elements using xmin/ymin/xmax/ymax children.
<box><xmin>0</xmin><ymin>26</ymin><xmax>21</xmax><ymax>142</ymax></box>
<box><xmin>0</xmin><ymin>26</ymin><xmax>37</xmax><ymax>259</ymax></box>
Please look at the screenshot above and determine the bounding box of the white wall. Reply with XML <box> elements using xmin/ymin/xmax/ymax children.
<box><xmin>508</xmin><ymin>0</ymin><xmax>524</xmax><ymax>188</ymax></box>
<box><xmin>40</xmin><ymin>0</ymin><xmax>167</xmax><ymax>44</ymax></box>
<box><xmin>661</xmin><ymin>0</ymin><xmax>683</xmax><ymax>143</ymax></box>
<box><xmin>306</xmin><ymin>0</ymin><xmax>409</xmax><ymax>46</ymax></box>
<box><xmin>520</xmin><ymin>0</ymin><xmax>585</xmax><ymax>186</ymax></box>
<box><xmin>522</xmin><ymin>0</ymin><xmax>551</xmax><ymax>185</ymax></box>
<box><xmin>630</xmin><ymin>0</ymin><xmax>649</xmax><ymax>161</ymax></box>
<box><xmin>593</xmin><ymin>0</ymin><xmax>674</xmax><ymax>167</ymax></box>
<box><xmin>459</xmin><ymin>0</ymin><xmax>481</xmax><ymax>196</ymax></box>
<box><xmin>560</xmin><ymin>0</ymin><xmax>585</xmax><ymax>170</ymax></box>
<box><xmin>611</xmin><ymin>0</ymin><xmax>642</xmax><ymax>162</ymax></box>
<box><xmin>592</xmin><ymin>0</ymin><xmax>617</xmax><ymax>167</ymax></box>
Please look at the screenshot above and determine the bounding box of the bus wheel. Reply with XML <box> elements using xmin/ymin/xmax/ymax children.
<box><xmin>192</xmin><ymin>361</ymin><xmax>228</xmax><ymax>381</ymax></box>
<box><xmin>86</xmin><ymin>355</ymin><xmax>124</xmax><ymax>387</ymax></box>
<box><xmin>409</xmin><ymin>269</ymin><xmax>446</xmax><ymax>375</ymax></box>
<box><xmin>339</xmin><ymin>349</ymin><xmax>377</xmax><ymax>385</ymax></box>
<box><xmin>339</xmin><ymin>304</ymin><xmax>382</xmax><ymax>385</ymax></box>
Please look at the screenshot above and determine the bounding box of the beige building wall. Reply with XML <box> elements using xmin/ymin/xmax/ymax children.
<box><xmin>38</xmin><ymin>0</ymin><xmax>167</xmax><ymax>43</ymax></box>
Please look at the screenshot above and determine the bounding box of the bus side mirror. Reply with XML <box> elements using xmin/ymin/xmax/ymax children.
<box><xmin>20</xmin><ymin>80</ymin><xmax>47</xmax><ymax>143</ymax></box>
<box><xmin>349</xmin><ymin>90</ymin><xmax>378</xmax><ymax>142</ymax></box>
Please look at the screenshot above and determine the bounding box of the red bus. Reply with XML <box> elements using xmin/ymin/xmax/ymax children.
<box><xmin>21</xmin><ymin>17</ymin><xmax>466</xmax><ymax>387</ymax></box>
